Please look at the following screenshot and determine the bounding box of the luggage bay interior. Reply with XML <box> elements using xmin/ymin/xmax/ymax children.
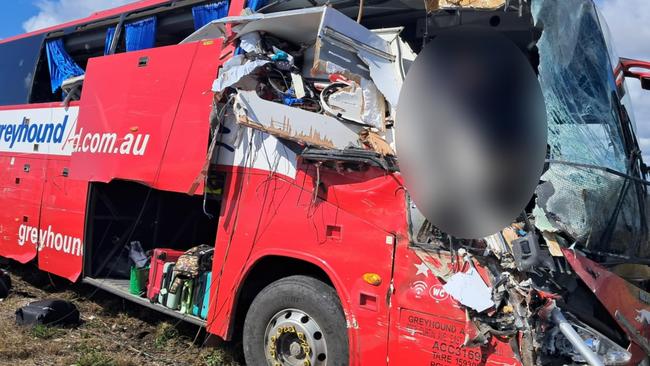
<box><xmin>83</xmin><ymin>180</ymin><xmax>221</xmax><ymax>326</ymax></box>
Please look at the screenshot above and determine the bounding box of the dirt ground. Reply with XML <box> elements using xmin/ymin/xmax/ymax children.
<box><xmin>0</xmin><ymin>260</ymin><xmax>243</xmax><ymax>366</ymax></box>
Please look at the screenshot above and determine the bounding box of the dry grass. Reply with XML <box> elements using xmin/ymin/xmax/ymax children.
<box><xmin>0</xmin><ymin>261</ymin><xmax>242</xmax><ymax>366</ymax></box>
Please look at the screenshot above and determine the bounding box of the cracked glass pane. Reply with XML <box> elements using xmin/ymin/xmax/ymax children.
<box><xmin>533</xmin><ymin>0</ymin><xmax>648</xmax><ymax>259</ymax></box>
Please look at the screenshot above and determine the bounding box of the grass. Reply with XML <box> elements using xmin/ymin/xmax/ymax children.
<box><xmin>71</xmin><ymin>342</ymin><xmax>137</xmax><ymax>366</ymax></box>
<box><xmin>30</xmin><ymin>324</ymin><xmax>65</xmax><ymax>340</ymax></box>
<box><xmin>74</xmin><ymin>350</ymin><xmax>116</xmax><ymax>366</ymax></box>
<box><xmin>203</xmin><ymin>348</ymin><xmax>240</xmax><ymax>366</ymax></box>
<box><xmin>204</xmin><ymin>350</ymin><xmax>226</xmax><ymax>366</ymax></box>
<box><xmin>154</xmin><ymin>322</ymin><xmax>180</xmax><ymax>348</ymax></box>
<box><xmin>0</xmin><ymin>264</ymin><xmax>242</xmax><ymax>365</ymax></box>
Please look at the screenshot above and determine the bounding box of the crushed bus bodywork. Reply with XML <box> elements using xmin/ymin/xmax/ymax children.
<box><xmin>184</xmin><ymin>1</ymin><xmax>650</xmax><ymax>364</ymax></box>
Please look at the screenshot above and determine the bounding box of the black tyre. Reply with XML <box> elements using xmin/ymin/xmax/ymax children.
<box><xmin>243</xmin><ymin>275</ymin><xmax>349</xmax><ymax>366</ymax></box>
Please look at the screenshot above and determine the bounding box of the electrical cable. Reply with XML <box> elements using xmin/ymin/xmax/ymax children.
<box><xmin>357</xmin><ymin>0</ymin><xmax>365</xmax><ymax>23</ymax></box>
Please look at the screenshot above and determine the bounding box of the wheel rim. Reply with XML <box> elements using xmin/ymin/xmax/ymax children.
<box><xmin>264</xmin><ymin>308</ymin><xmax>328</xmax><ymax>366</ymax></box>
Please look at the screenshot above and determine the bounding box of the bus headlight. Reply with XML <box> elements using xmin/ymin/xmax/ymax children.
<box><xmin>550</xmin><ymin>317</ymin><xmax>632</xmax><ymax>365</ymax></box>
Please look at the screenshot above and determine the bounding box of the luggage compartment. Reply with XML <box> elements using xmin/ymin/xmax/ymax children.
<box><xmin>82</xmin><ymin>179</ymin><xmax>222</xmax><ymax>325</ymax></box>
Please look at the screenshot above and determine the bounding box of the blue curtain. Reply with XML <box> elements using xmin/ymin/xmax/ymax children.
<box><xmin>45</xmin><ymin>39</ymin><xmax>85</xmax><ymax>93</ymax></box>
<box><xmin>247</xmin><ymin>0</ymin><xmax>268</xmax><ymax>11</ymax></box>
<box><xmin>125</xmin><ymin>17</ymin><xmax>157</xmax><ymax>52</ymax></box>
<box><xmin>192</xmin><ymin>2</ymin><xmax>229</xmax><ymax>30</ymax></box>
<box><xmin>104</xmin><ymin>27</ymin><xmax>116</xmax><ymax>55</ymax></box>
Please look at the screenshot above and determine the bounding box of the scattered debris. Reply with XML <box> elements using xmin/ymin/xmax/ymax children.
<box><xmin>187</xmin><ymin>6</ymin><xmax>413</xmax><ymax>162</ymax></box>
<box><xmin>15</xmin><ymin>299</ymin><xmax>80</xmax><ymax>327</ymax></box>
<box><xmin>0</xmin><ymin>263</ymin><xmax>241</xmax><ymax>365</ymax></box>
<box><xmin>443</xmin><ymin>268</ymin><xmax>494</xmax><ymax>313</ymax></box>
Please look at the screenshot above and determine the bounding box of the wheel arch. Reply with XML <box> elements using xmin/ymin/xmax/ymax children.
<box><xmin>226</xmin><ymin>252</ymin><xmax>352</xmax><ymax>343</ymax></box>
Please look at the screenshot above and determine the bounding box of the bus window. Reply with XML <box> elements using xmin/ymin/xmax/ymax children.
<box><xmin>0</xmin><ymin>34</ymin><xmax>45</xmax><ymax>106</ymax></box>
<box><xmin>31</xmin><ymin>25</ymin><xmax>115</xmax><ymax>104</ymax></box>
<box><xmin>28</xmin><ymin>1</ymin><xmax>230</xmax><ymax>104</ymax></box>
<box><xmin>155</xmin><ymin>2</ymin><xmax>228</xmax><ymax>46</ymax></box>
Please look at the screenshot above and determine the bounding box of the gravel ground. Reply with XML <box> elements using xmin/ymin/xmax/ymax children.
<box><xmin>0</xmin><ymin>260</ymin><xmax>242</xmax><ymax>366</ymax></box>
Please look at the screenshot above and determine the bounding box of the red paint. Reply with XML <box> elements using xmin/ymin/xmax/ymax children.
<box><xmin>564</xmin><ymin>249</ymin><xmax>650</xmax><ymax>365</ymax></box>
<box><xmin>616</xmin><ymin>58</ymin><xmax>650</xmax><ymax>87</ymax></box>
<box><xmin>37</xmin><ymin>158</ymin><xmax>87</xmax><ymax>281</ymax></box>
<box><xmin>388</xmin><ymin>247</ymin><xmax>520</xmax><ymax>366</ymax></box>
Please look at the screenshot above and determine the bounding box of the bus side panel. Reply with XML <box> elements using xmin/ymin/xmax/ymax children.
<box><xmin>207</xmin><ymin>168</ymin><xmax>399</xmax><ymax>366</ymax></box>
<box><xmin>0</xmin><ymin>155</ymin><xmax>18</xmax><ymax>259</ymax></box>
<box><xmin>70</xmin><ymin>43</ymin><xmax>199</xmax><ymax>186</ymax></box>
<box><xmin>0</xmin><ymin>156</ymin><xmax>45</xmax><ymax>263</ymax></box>
<box><xmin>156</xmin><ymin>40</ymin><xmax>224</xmax><ymax>194</ymax></box>
<box><xmin>37</xmin><ymin>158</ymin><xmax>87</xmax><ymax>281</ymax></box>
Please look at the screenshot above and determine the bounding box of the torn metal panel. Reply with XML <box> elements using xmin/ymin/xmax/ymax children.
<box><xmin>371</xmin><ymin>27</ymin><xmax>417</xmax><ymax>106</ymax></box>
<box><xmin>358</xmin><ymin>50</ymin><xmax>400</xmax><ymax>107</ymax></box>
<box><xmin>311</xmin><ymin>8</ymin><xmax>394</xmax><ymax>84</ymax></box>
<box><xmin>373</xmin><ymin>27</ymin><xmax>417</xmax><ymax>80</ymax></box>
<box><xmin>322</xmin><ymin>79</ymin><xmax>386</xmax><ymax>129</ymax></box>
<box><xmin>323</xmin><ymin>82</ymin><xmax>364</xmax><ymax>123</ymax></box>
<box><xmin>213</xmin><ymin>110</ymin><xmax>298</xmax><ymax>179</ymax></box>
<box><xmin>212</xmin><ymin>55</ymin><xmax>269</xmax><ymax>93</ymax></box>
<box><xmin>233</xmin><ymin>90</ymin><xmax>364</xmax><ymax>150</ymax></box>
<box><xmin>359</xmin><ymin>79</ymin><xmax>384</xmax><ymax>129</ymax></box>
<box><xmin>239</xmin><ymin>31</ymin><xmax>263</xmax><ymax>53</ymax></box>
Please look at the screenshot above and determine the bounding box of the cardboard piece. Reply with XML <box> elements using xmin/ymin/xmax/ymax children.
<box><xmin>443</xmin><ymin>268</ymin><xmax>495</xmax><ymax>312</ymax></box>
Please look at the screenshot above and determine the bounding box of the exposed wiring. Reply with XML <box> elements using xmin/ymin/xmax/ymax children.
<box><xmin>201</xmin><ymin>95</ymin><xmax>234</xmax><ymax>219</ymax></box>
<box><xmin>357</xmin><ymin>0</ymin><xmax>365</xmax><ymax>23</ymax></box>
<box><xmin>312</xmin><ymin>162</ymin><xmax>322</xmax><ymax>205</ymax></box>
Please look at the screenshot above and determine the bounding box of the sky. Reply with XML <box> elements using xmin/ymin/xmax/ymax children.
<box><xmin>0</xmin><ymin>0</ymin><xmax>647</xmax><ymax>158</ymax></box>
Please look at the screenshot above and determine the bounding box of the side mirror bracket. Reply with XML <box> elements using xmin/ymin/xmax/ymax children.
<box><xmin>616</xmin><ymin>57</ymin><xmax>650</xmax><ymax>91</ymax></box>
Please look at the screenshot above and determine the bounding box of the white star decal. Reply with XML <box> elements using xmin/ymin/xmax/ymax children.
<box><xmin>414</xmin><ymin>261</ymin><xmax>430</xmax><ymax>278</ymax></box>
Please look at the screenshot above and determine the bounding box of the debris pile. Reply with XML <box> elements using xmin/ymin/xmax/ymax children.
<box><xmin>411</xmin><ymin>207</ymin><xmax>642</xmax><ymax>365</ymax></box>
<box><xmin>184</xmin><ymin>6</ymin><xmax>416</xmax><ymax>160</ymax></box>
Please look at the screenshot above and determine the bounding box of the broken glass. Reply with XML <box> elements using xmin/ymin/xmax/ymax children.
<box><xmin>533</xmin><ymin>0</ymin><xmax>648</xmax><ymax>260</ymax></box>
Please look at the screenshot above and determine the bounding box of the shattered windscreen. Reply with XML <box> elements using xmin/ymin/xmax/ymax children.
<box><xmin>532</xmin><ymin>0</ymin><xmax>649</xmax><ymax>260</ymax></box>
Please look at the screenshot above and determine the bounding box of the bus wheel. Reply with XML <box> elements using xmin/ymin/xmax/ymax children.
<box><xmin>243</xmin><ymin>275</ymin><xmax>349</xmax><ymax>366</ymax></box>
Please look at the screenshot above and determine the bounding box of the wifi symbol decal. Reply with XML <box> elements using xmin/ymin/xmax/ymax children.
<box><xmin>410</xmin><ymin>281</ymin><xmax>428</xmax><ymax>299</ymax></box>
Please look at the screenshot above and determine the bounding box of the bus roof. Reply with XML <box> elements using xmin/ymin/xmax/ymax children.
<box><xmin>0</xmin><ymin>0</ymin><xmax>171</xmax><ymax>45</ymax></box>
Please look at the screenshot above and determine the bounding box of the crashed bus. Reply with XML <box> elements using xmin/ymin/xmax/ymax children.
<box><xmin>0</xmin><ymin>0</ymin><xmax>649</xmax><ymax>365</ymax></box>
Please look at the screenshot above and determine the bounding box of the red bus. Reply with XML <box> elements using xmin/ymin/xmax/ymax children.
<box><xmin>1</xmin><ymin>0</ymin><xmax>649</xmax><ymax>365</ymax></box>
